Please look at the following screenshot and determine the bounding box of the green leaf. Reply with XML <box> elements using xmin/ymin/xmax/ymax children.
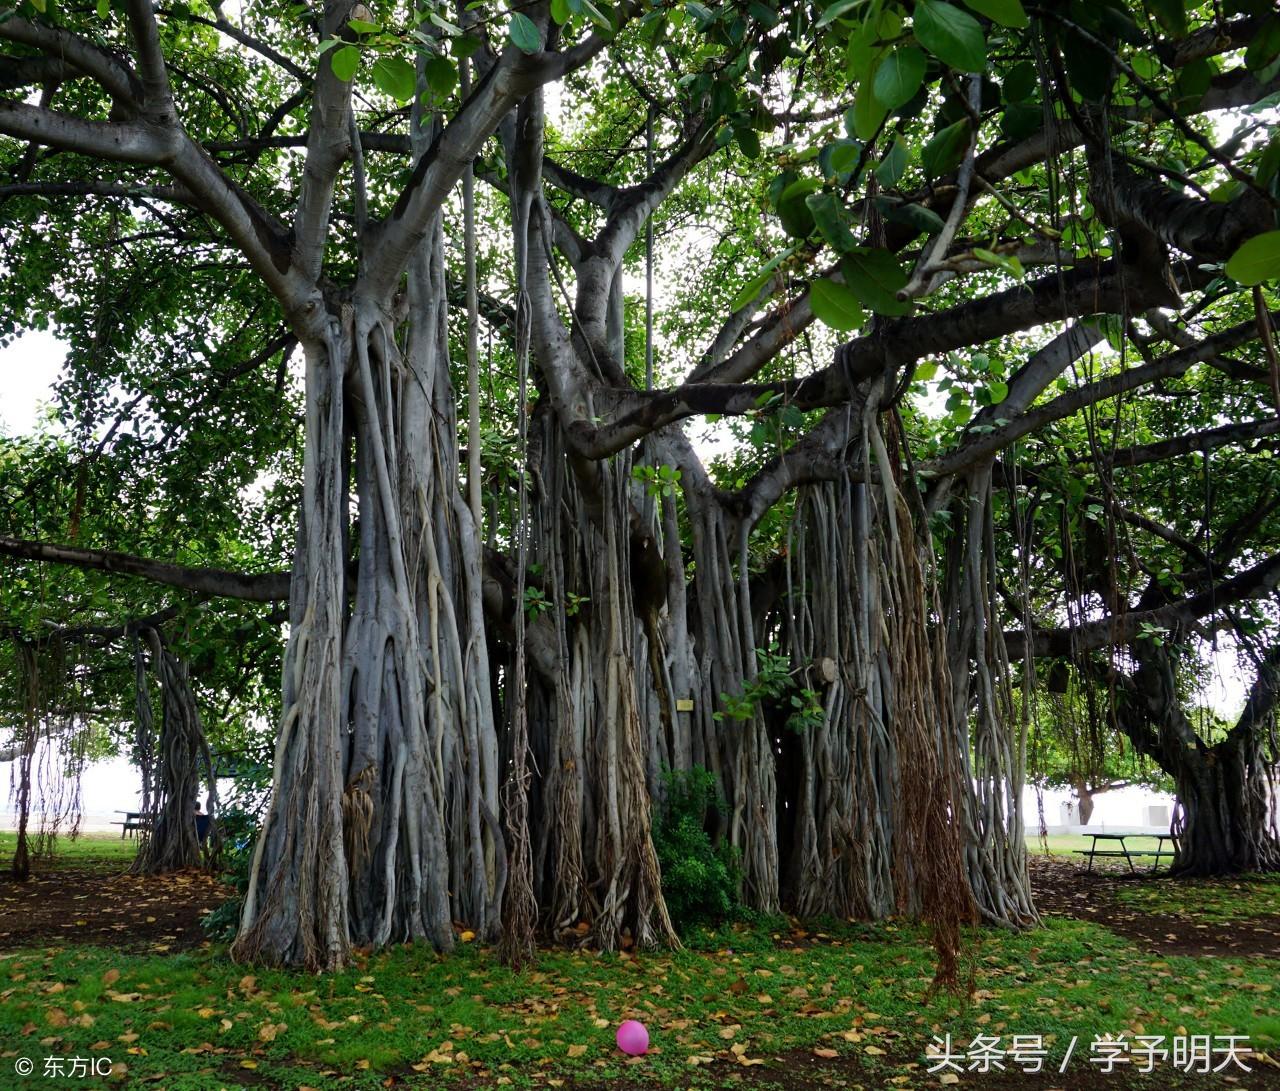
<box><xmin>346</xmin><ymin>17</ymin><xmax>380</xmax><ymax>34</ymax></box>
<box><xmin>1000</xmin><ymin>100</ymin><xmax>1041</xmax><ymax>141</ymax></box>
<box><xmin>820</xmin><ymin>139</ymin><xmax>862</xmax><ymax>182</ymax></box>
<box><xmin>550</xmin><ymin>0</ymin><xmax>571</xmax><ymax>24</ymax></box>
<box><xmin>330</xmin><ymin>46</ymin><xmax>360</xmax><ymax>82</ymax></box>
<box><xmin>1060</xmin><ymin>26</ymin><xmax>1113</xmax><ymax>101</ymax></box>
<box><xmin>986</xmin><ymin>380</ymin><xmax>1009</xmax><ymax>404</ymax></box>
<box><xmin>886</xmin><ymin>201</ymin><xmax>946</xmax><ymax>236</ymax></box>
<box><xmin>685</xmin><ymin>1</ymin><xmax>716</xmax><ymax>28</ymax></box>
<box><xmin>1144</xmin><ymin>0</ymin><xmax>1187</xmax><ymax>36</ymax></box>
<box><xmin>1002</xmin><ymin>60</ymin><xmax>1037</xmax><ymax>102</ymax></box>
<box><xmin>806</xmin><ymin>192</ymin><xmax>858</xmax><ymax>253</ymax></box>
<box><xmin>913</xmin><ymin>0</ymin><xmax>986</xmax><ymax>72</ymax></box>
<box><xmin>29</xmin><ymin>0</ymin><xmax>46</xmax><ymax>11</ymax></box>
<box><xmin>580</xmin><ymin>0</ymin><xmax>614</xmax><ymax>32</ymax></box>
<box><xmin>915</xmin><ymin>361</ymin><xmax>939</xmax><ymax>382</ymax></box>
<box><xmin>921</xmin><ymin>119</ymin><xmax>971</xmax><ymax>178</ymax></box>
<box><xmin>372</xmin><ymin>56</ymin><xmax>416</xmax><ymax>103</ymax></box>
<box><xmin>874</xmin><ymin>138</ymin><xmax>909</xmax><ymax>188</ymax></box>
<box><xmin>508</xmin><ymin>11</ymin><xmax>541</xmax><ymax>54</ymax></box>
<box><xmin>874</xmin><ymin>46</ymin><xmax>927</xmax><ymax>110</ymax></box>
<box><xmin>96</xmin><ymin>0</ymin><xmax>109</xmax><ymax>17</ymax></box>
<box><xmin>1224</xmin><ymin>230</ymin><xmax>1280</xmax><ymax>285</ymax></box>
<box><xmin>429</xmin><ymin>11</ymin><xmax>463</xmax><ymax>35</ymax></box>
<box><xmin>851</xmin><ymin>76</ymin><xmax>889</xmax><ymax>141</ymax></box>
<box><xmin>962</xmin><ymin>0</ymin><xmax>1028</xmax><ymax>28</ymax></box>
<box><xmin>809</xmin><ymin>279</ymin><xmax>865</xmax><ymax>332</ymax></box>
<box><xmin>776</xmin><ymin>176</ymin><xmax>822</xmax><ymax>238</ymax></box>
<box><xmin>423</xmin><ymin>55</ymin><xmax>457</xmax><ymax>99</ymax></box>
<box><xmin>816</xmin><ymin>0</ymin><xmax>862</xmax><ymax>28</ymax></box>
<box><xmin>841</xmin><ymin>248</ymin><xmax>910</xmax><ymax>315</ymax></box>
<box><xmin>1245</xmin><ymin>17</ymin><xmax>1280</xmax><ymax>73</ymax></box>
<box><xmin>736</xmin><ymin>126</ymin><xmax>761</xmax><ymax>160</ymax></box>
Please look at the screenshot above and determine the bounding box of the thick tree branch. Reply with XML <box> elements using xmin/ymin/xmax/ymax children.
<box><xmin>0</xmin><ymin>18</ymin><xmax>140</xmax><ymax>103</ymax></box>
<box><xmin>1007</xmin><ymin>551</ymin><xmax>1280</xmax><ymax>659</ymax></box>
<box><xmin>920</xmin><ymin>316</ymin><xmax>1271</xmax><ymax>479</ymax></box>
<box><xmin>0</xmin><ymin>537</ymin><xmax>290</xmax><ymax>602</ymax></box>
<box><xmin>361</xmin><ymin>17</ymin><xmax>624</xmax><ymax>301</ymax></box>
<box><xmin>582</xmin><ymin>260</ymin><xmax>1160</xmax><ymax>458</ymax></box>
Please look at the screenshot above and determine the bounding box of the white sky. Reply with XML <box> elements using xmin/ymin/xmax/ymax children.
<box><xmin>0</xmin><ymin>330</ymin><xmax>66</xmax><ymax>436</ymax></box>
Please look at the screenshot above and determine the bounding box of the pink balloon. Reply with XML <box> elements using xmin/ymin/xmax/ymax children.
<box><xmin>616</xmin><ymin>1019</ymin><xmax>649</xmax><ymax>1056</ymax></box>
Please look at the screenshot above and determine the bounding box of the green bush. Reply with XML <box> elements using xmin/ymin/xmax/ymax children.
<box><xmin>653</xmin><ymin>766</ymin><xmax>742</xmax><ymax>933</ymax></box>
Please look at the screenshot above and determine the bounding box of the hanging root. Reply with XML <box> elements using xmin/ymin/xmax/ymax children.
<box><xmin>868</xmin><ymin>414</ymin><xmax>977</xmax><ymax>993</ymax></box>
<box><xmin>342</xmin><ymin>765</ymin><xmax>376</xmax><ymax>876</ymax></box>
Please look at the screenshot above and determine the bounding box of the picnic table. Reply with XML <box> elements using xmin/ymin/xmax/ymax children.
<box><xmin>1075</xmin><ymin>831</ymin><xmax>1178</xmax><ymax>874</ymax></box>
<box><xmin>110</xmin><ymin>810</ymin><xmax>152</xmax><ymax>839</ymax></box>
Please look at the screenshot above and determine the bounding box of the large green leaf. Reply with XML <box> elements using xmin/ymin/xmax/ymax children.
<box><xmin>809</xmin><ymin>279</ymin><xmax>865</xmax><ymax>331</ymax></box>
<box><xmin>806</xmin><ymin>192</ymin><xmax>858</xmax><ymax>253</ymax></box>
<box><xmin>873</xmin><ymin>47</ymin><xmax>927</xmax><ymax>110</ymax></box>
<box><xmin>962</xmin><ymin>0</ymin><xmax>1028</xmax><ymax>28</ymax></box>
<box><xmin>1225</xmin><ymin>231</ymin><xmax>1280</xmax><ymax>285</ymax></box>
<box><xmin>851</xmin><ymin>75</ymin><xmax>890</xmax><ymax>141</ymax></box>
<box><xmin>330</xmin><ymin>46</ymin><xmax>360</xmax><ymax>82</ymax></box>
<box><xmin>1144</xmin><ymin>0</ymin><xmax>1187</xmax><ymax>36</ymax></box>
<box><xmin>874</xmin><ymin>139</ymin><xmax>910</xmax><ymax>188</ymax></box>
<box><xmin>424</xmin><ymin>56</ymin><xmax>457</xmax><ymax>99</ymax></box>
<box><xmin>509</xmin><ymin>12</ymin><xmax>541</xmax><ymax>54</ymax></box>
<box><xmin>371</xmin><ymin>56</ymin><xmax>416</xmax><ymax>103</ymax></box>
<box><xmin>841</xmin><ymin>248</ymin><xmax>911</xmax><ymax>315</ymax></box>
<box><xmin>913</xmin><ymin>0</ymin><xmax>986</xmax><ymax>72</ymax></box>
<box><xmin>776</xmin><ymin>177</ymin><xmax>822</xmax><ymax>238</ymax></box>
<box><xmin>921</xmin><ymin>119</ymin><xmax>971</xmax><ymax>178</ymax></box>
<box><xmin>886</xmin><ymin>202</ymin><xmax>947</xmax><ymax>236</ymax></box>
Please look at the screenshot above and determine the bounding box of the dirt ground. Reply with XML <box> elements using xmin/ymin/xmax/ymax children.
<box><xmin>1027</xmin><ymin>853</ymin><xmax>1280</xmax><ymax>959</ymax></box>
<box><xmin>0</xmin><ymin>859</ymin><xmax>227</xmax><ymax>952</ymax></box>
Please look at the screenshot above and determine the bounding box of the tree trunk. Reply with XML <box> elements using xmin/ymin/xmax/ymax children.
<box><xmin>132</xmin><ymin>627</ymin><xmax>220</xmax><ymax>875</ymax></box>
<box><xmin>232</xmin><ymin>265</ymin><xmax>500</xmax><ymax>966</ymax></box>
<box><xmin>1113</xmin><ymin>646</ymin><xmax>1280</xmax><ymax>877</ymax></box>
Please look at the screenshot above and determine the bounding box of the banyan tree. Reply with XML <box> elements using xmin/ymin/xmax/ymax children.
<box><xmin>1</xmin><ymin>0</ymin><xmax>1279</xmax><ymax>972</ymax></box>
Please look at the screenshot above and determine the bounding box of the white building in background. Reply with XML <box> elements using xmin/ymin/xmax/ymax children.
<box><xmin>1023</xmin><ymin>783</ymin><xmax>1178</xmax><ymax>834</ymax></box>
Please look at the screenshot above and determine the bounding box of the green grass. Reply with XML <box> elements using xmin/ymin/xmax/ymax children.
<box><xmin>0</xmin><ymin>830</ymin><xmax>140</xmax><ymax>867</ymax></box>
<box><xmin>1026</xmin><ymin>833</ymin><xmax>1093</xmax><ymax>857</ymax></box>
<box><xmin>0</xmin><ymin>916</ymin><xmax>1276</xmax><ymax>1089</ymax></box>
<box><xmin>1113</xmin><ymin>875</ymin><xmax>1280</xmax><ymax>922</ymax></box>
<box><xmin>0</xmin><ymin>834</ymin><xmax>1275</xmax><ymax>1088</ymax></box>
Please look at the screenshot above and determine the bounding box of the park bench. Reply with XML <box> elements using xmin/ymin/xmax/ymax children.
<box><xmin>110</xmin><ymin>810</ymin><xmax>152</xmax><ymax>839</ymax></box>
<box><xmin>1075</xmin><ymin>831</ymin><xmax>1178</xmax><ymax>874</ymax></box>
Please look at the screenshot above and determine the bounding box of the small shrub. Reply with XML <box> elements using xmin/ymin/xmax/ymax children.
<box><xmin>653</xmin><ymin>766</ymin><xmax>742</xmax><ymax>933</ymax></box>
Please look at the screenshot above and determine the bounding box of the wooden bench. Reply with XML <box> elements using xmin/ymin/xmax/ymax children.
<box><xmin>1075</xmin><ymin>832</ymin><xmax>1178</xmax><ymax>874</ymax></box>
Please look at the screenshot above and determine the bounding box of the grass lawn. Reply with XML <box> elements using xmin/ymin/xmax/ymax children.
<box><xmin>1113</xmin><ymin>877</ymin><xmax>1280</xmax><ymax>922</ymax></box>
<box><xmin>0</xmin><ymin>831</ymin><xmax>140</xmax><ymax>867</ymax></box>
<box><xmin>1025</xmin><ymin>833</ymin><xmax>1092</xmax><ymax>858</ymax></box>
<box><xmin>0</xmin><ymin>840</ymin><xmax>1276</xmax><ymax>1088</ymax></box>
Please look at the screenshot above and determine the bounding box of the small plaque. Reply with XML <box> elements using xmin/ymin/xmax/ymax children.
<box><xmin>675</xmin><ymin>698</ymin><xmax>695</xmax><ymax>712</ymax></box>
